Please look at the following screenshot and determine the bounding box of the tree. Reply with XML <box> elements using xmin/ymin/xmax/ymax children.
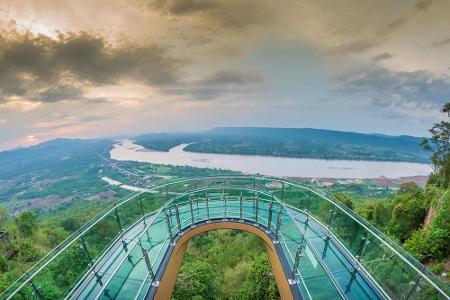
<box><xmin>15</xmin><ymin>211</ymin><xmax>37</xmax><ymax>236</ymax></box>
<box><xmin>172</xmin><ymin>259</ymin><xmax>218</xmax><ymax>300</ymax></box>
<box><xmin>237</xmin><ymin>255</ymin><xmax>279</xmax><ymax>300</ymax></box>
<box><xmin>398</xmin><ymin>182</ymin><xmax>419</xmax><ymax>194</ymax></box>
<box><xmin>388</xmin><ymin>195</ymin><xmax>426</xmax><ymax>242</ymax></box>
<box><xmin>334</xmin><ymin>193</ymin><xmax>354</xmax><ymax>210</ymax></box>
<box><xmin>357</xmin><ymin>200</ymin><xmax>390</xmax><ymax>228</ymax></box>
<box><xmin>421</xmin><ymin>102</ymin><xmax>450</xmax><ymax>187</ymax></box>
<box><xmin>440</xmin><ymin>102</ymin><xmax>450</xmax><ymax>116</ymax></box>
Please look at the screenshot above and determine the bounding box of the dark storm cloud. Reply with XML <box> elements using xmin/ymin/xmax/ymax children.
<box><xmin>143</xmin><ymin>0</ymin><xmax>273</xmax><ymax>29</ymax></box>
<box><xmin>335</xmin><ymin>67</ymin><xmax>450</xmax><ymax>110</ymax></box>
<box><xmin>167</xmin><ymin>69</ymin><xmax>265</xmax><ymax>100</ymax></box>
<box><xmin>0</xmin><ymin>31</ymin><xmax>183</xmax><ymax>103</ymax></box>
<box><xmin>373</xmin><ymin>52</ymin><xmax>394</xmax><ymax>61</ymax></box>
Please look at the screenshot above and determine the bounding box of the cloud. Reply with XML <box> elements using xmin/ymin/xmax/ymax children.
<box><xmin>167</xmin><ymin>69</ymin><xmax>265</xmax><ymax>100</ymax></box>
<box><xmin>335</xmin><ymin>66</ymin><xmax>450</xmax><ymax>110</ymax></box>
<box><xmin>373</xmin><ymin>52</ymin><xmax>394</xmax><ymax>61</ymax></box>
<box><xmin>0</xmin><ymin>31</ymin><xmax>183</xmax><ymax>104</ymax></box>
<box><xmin>142</xmin><ymin>0</ymin><xmax>273</xmax><ymax>29</ymax></box>
<box><xmin>432</xmin><ymin>37</ymin><xmax>450</xmax><ymax>48</ymax></box>
<box><xmin>330</xmin><ymin>0</ymin><xmax>434</xmax><ymax>54</ymax></box>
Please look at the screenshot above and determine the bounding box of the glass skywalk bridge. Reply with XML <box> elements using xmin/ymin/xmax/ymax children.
<box><xmin>2</xmin><ymin>177</ymin><xmax>449</xmax><ymax>300</ymax></box>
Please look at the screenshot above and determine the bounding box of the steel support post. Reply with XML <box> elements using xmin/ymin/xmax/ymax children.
<box><xmin>267</xmin><ymin>197</ymin><xmax>273</xmax><ymax>230</ymax></box>
<box><xmin>275</xmin><ymin>209</ymin><xmax>282</xmax><ymax>242</ymax></box>
<box><xmin>327</xmin><ymin>209</ymin><xmax>335</xmax><ymax>230</ymax></box>
<box><xmin>175</xmin><ymin>205</ymin><xmax>181</xmax><ymax>231</ymax></box>
<box><xmin>164</xmin><ymin>209</ymin><xmax>174</xmax><ymax>241</ymax></box>
<box><xmin>80</xmin><ymin>236</ymin><xmax>93</xmax><ymax>266</ymax></box>
<box><xmin>113</xmin><ymin>202</ymin><xmax>123</xmax><ymax>232</ymax></box>
<box><xmin>291</xmin><ymin>244</ymin><xmax>304</xmax><ymax>281</ymax></box>
<box><xmin>239</xmin><ymin>190</ymin><xmax>243</xmax><ymax>221</ymax></box>
<box><xmin>254</xmin><ymin>194</ymin><xmax>259</xmax><ymax>225</ymax></box>
<box><xmin>357</xmin><ymin>232</ymin><xmax>369</xmax><ymax>261</ymax></box>
<box><xmin>29</xmin><ymin>281</ymin><xmax>43</xmax><ymax>300</ymax></box>
<box><xmin>138</xmin><ymin>195</ymin><xmax>146</xmax><ymax>226</ymax></box>
<box><xmin>189</xmin><ymin>194</ymin><xmax>195</xmax><ymax>226</ymax></box>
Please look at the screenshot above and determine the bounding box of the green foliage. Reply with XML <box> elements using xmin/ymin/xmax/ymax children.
<box><xmin>44</xmin><ymin>227</ymin><xmax>69</xmax><ymax>248</ymax></box>
<box><xmin>0</xmin><ymin>255</ymin><xmax>6</xmax><ymax>272</ymax></box>
<box><xmin>398</xmin><ymin>182</ymin><xmax>419</xmax><ymax>194</ymax></box>
<box><xmin>0</xmin><ymin>206</ymin><xmax>9</xmax><ymax>228</ymax></box>
<box><xmin>237</xmin><ymin>254</ymin><xmax>279</xmax><ymax>300</ymax></box>
<box><xmin>17</xmin><ymin>238</ymin><xmax>43</xmax><ymax>262</ymax></box>
<box><xmin>334</xmin><ymin>193</ymin><xmax>354</xmax><ymax>210</ymax></box>
<box><xmin>172</xmin><ymin>260</ymin><xmax>218</xmax><ymax>300</ymax></box>
<box><xmin>60</xmin><ymin>217</ymin><xmax>81</xmax><ymax>232</ymax></box>
<box><xmin>404</xmin><ymin>195</ymin><xmax>450</xmax><ymax>262</ymax></box>
<box><xmin>173</xmin><ymin>230</ymin><xmax>279</xmax><ymax>300</ymax></box>
<box><xmin>15</xmin><ymin>211</ymin><xmax>37</xmax><ymax>237</ymax></box>
<box><xmin>356</xmin><ymin>200</ymin><xmax>390</xmax><ymax>228</ymax></box>
<box><xmin>421</xmin><ymin>102</ymin><xmax>450</xmax><ymax>187</ymax></box>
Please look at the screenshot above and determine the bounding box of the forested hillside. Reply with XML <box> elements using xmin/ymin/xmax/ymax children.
<box><xmin>135</xmin><ymin>127</ymin><xmax>428</xmax><ymax>163</ymax></box>
<box><xmin>172</xmin><ymin>230</ymin><xmax>279</xmax><ymax>300</ymax></box>
<box><xmin>347</xmin><ymin>103</ymin><xmax>450</xmax><ymax>284</ymax></box>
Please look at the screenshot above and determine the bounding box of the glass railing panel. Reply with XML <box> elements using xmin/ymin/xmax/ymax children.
<box><xmin>30</xmin><ymin>240</ymin><xmax>91</xmax><ymax>299</ymax></box>
<box><xmin>298</xmin><ymin>242</ymin><xmax>342</xmax><ymax>300</ymax></box>
<box><xmin>330</xmin><ymin>208</ymin><xmax>367</xmax><ymax>257</ymax></box>
<box><xmin>140</xmin><ymin>191</ymin><xmax>165</xmax><ymax>215</ymax></box>
<box><xmin>360</xmin><ymin>232</ymin><xmax>421</xmax><ymax>299</ymax></box>
<box><xmin>226</xmin><ymin>198</ymin><xmax>239</xmax><ymax>218</ymax></box>
<box><xmin>83</xmin><ymin>213</ymin><xmax>122</xmax><ymax>262</ymax></box>
<box><xmin>307</xmin><ymin>191</ymin><xmax>335</xmax><ymax>227</ymax></box>
<box><xmin>118</xmin><ymin>198</ymin><xmax>142</xmax><ymax>230</ymax></box>
<box><xmin>140</xmin><ymin>214</ymin><xmax>168</xmax><ymax>254</ymax></box>
<box><xmin>410</xmin><ymin>276</ymin><xmax>447</xmax><ymax>300</ymax></box>
<box><xmin>99</xmin><ymin>245</ymin><xmax>142</xmax><ymax>300</ymax></box>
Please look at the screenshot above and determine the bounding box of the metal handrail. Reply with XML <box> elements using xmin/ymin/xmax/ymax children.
<box><xmin>2</xmin><ymin>175</ymin><xmax>449</xmax><ymax>300</ymax></box>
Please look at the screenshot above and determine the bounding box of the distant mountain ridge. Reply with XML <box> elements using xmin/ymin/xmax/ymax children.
<box><xmin>135</xmin><ymin>127</ymin><xmax>429</xmax><ymax>163</ymax></box>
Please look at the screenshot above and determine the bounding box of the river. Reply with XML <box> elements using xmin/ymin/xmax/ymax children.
<box><xmin>110</xmin><ymin>140</ymin><xmax>432</xmax><ymax>179</ymax></box>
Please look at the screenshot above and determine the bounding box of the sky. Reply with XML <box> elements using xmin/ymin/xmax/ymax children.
<box><xmin>0</xmin><ymin>0</ymin><xmax>450</xmax><ymax>149</ymax></box>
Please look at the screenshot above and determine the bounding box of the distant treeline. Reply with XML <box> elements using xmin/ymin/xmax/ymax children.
<box><xmin>135</xmin><ymin>127</ymin><xmax>429</xmax><ymax>163</ymax></box>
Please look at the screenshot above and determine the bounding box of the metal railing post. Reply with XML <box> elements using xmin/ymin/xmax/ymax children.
<box><xmin>239</xmin><ymin>190</ymin><xmax>243</xmax><ymax>221</ymax></box>
<box><xmin>138</xmin><ymin>195</ymin><xmax>146</xmax><ymax>226</ymax></box>
<box><xmin>357</xmin><ymin>232</ymin><xmax>369</xmax><ymax>261</ymax></box>
<box><xmin>223</xmin><ymin>188</ymin><xmax>227</xmax><ymax>219</ymax></box>
<box><xmin>189</xmin><ymin>194</ymin><xmax>195</xmax><ymax>226</ymax></box>
<box><xmin>206</xmin><ymin>192</ymin><xmax>210</xmax><ymax>221</ymax></box>
<box><xmin>291</xmin><ymin>243</ymin><xmax>304</xmax><ymax>282</ymax></box>
<box><xmin>281</xmin><ymin>182</ymin><xmax>285</xmax><ymax>202</ymax></box>
<box><xmin>275</xmin><ymin>209</ymin><xmax>282</xmax><ymax>243</ymax></box>
<box><xmin>121</xmin><ymin>239</ymin><xmax>128</xmax><ymax>252</ymax></box>
<box><xmin>113</xmin><ymin>201</ymin><xmax>123</xmax><ymax>232</ymax></box>
<box><xmin>175</xmin><ymin>205</ymin><xmax>181</xmax><ymax>232</ymax></box>
<box><xmin>29</xmin><ymin>280</ymin><xmax>43</xmax><ymax>300</ymax></box>
<box><xmin>80</xmin><ymin>235</ymin><xmax>93</xmax><ymax>266</ymax></box>
<box><xmin>267</xmin><ymin>197</ymin><xmax>273</xmax><ymax>230</ymax></box>
<box><xmin>139</xmin><ymin>239</ymin><xmax>155</xmax><ymax>282</ymax></box>
<box><xmin>327</xmin><ymin>208</ymin><xmax>335</xmax><ymax>230</ymax></box>
<box><xmin>164</xmin><ymin>209</ymin><xmax>174</xmax><ymax>241</ymax></box>
<box><xmin>254</xmin><ymin>193</ymin><xmax>259</xmax><ymax>225</ymax></box>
